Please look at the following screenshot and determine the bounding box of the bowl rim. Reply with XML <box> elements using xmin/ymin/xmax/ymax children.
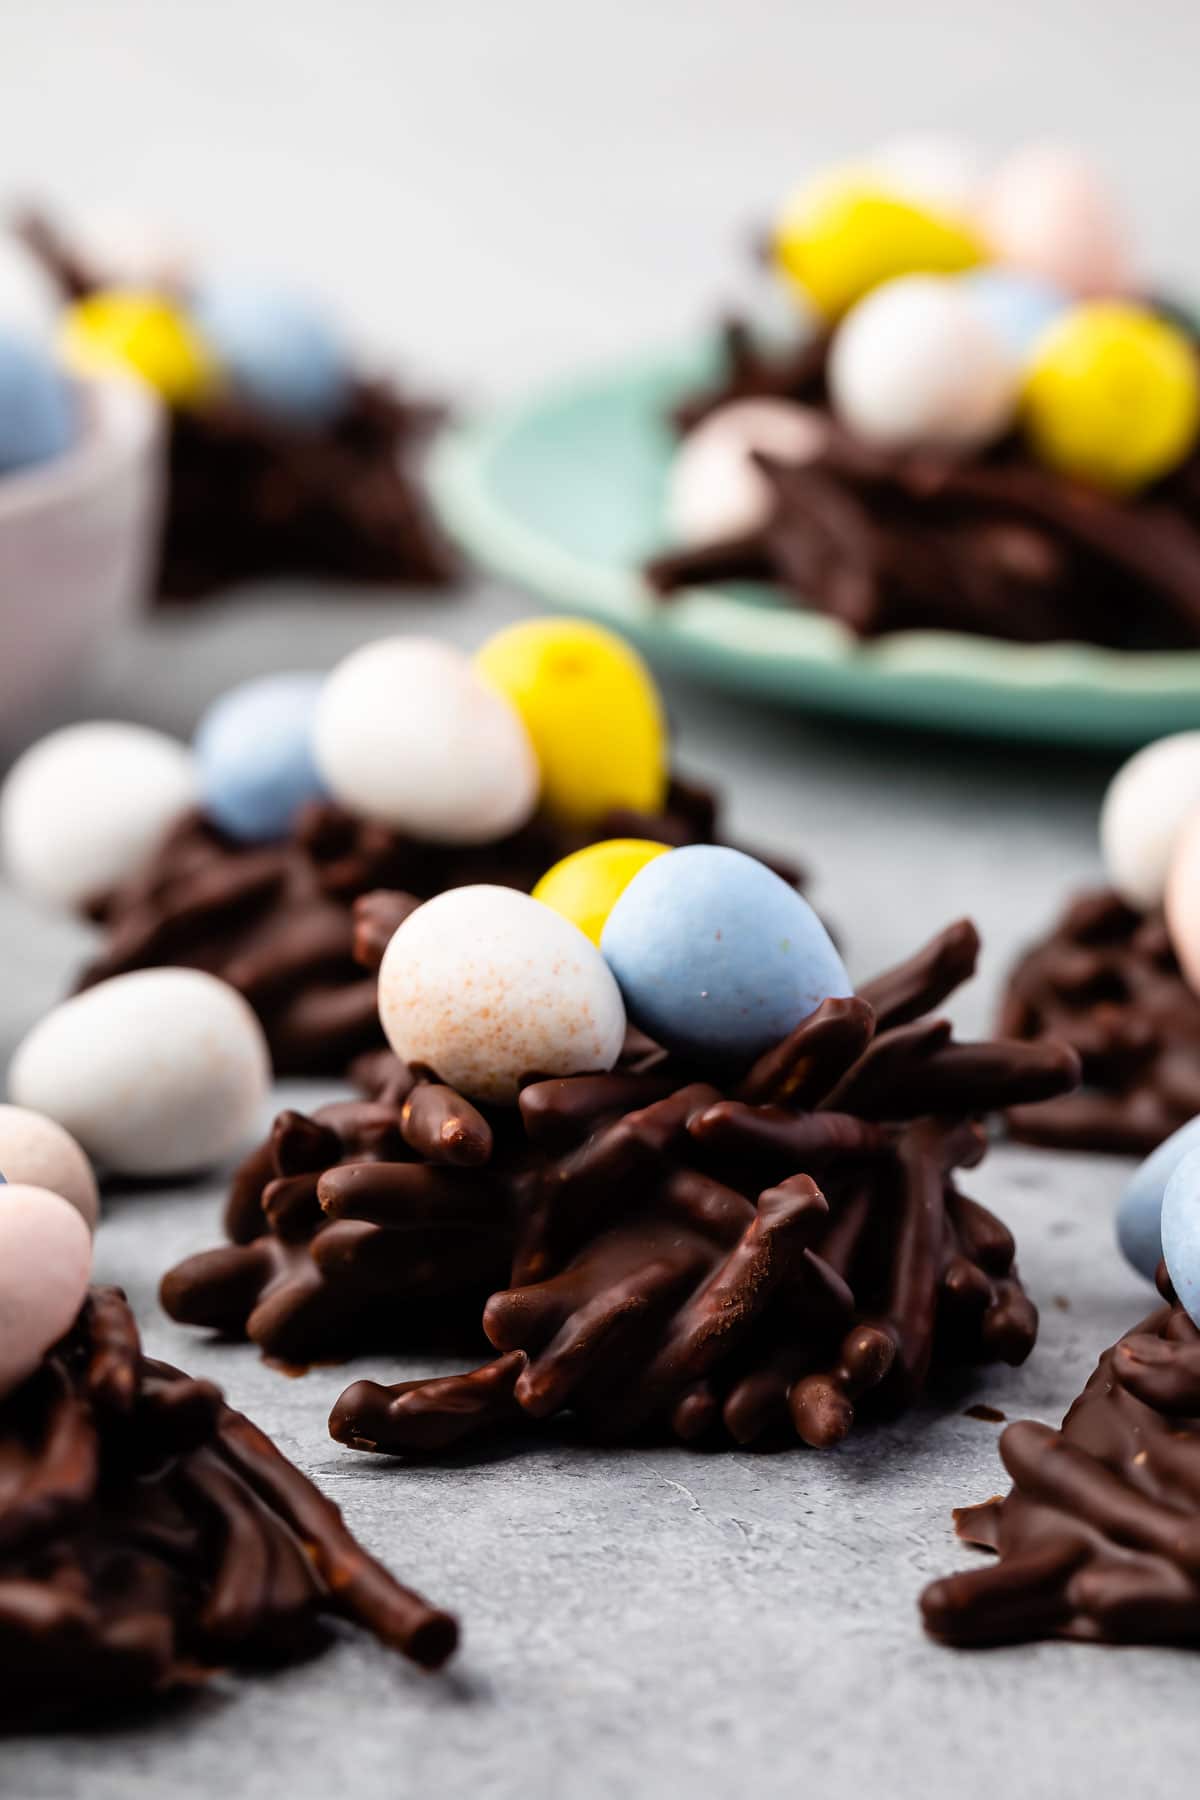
<box><xmin>0</xmin><ymin>372</ymin><xmax>164</xmax><ymax>524</ymax></box>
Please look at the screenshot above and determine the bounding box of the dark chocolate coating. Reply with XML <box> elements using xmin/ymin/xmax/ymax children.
<box><xmin>649</xmin><ymin>321</ymin><xmax>1200</xmax><ymax>649</ymax></box>
<box><xmin>83</xmin><ymin>776</ymin><xmax>770</xmax><ymax>1076</ymax></box>
<box><xmin>1001</xmin><ymin>887</ymin><xmax>1200</xmax><ymax>1154</ymax></box>
<box><xmin>248</xmin><ymin>917</ymin><xmax>1087</xmax><ymax>1453</ymax></box>
<box><xmin>15</xmin><ymin>209</ymin><xmax>458</xmax><ymax>603</ymax></box>
<box><xmin>922</xmin><ymin>1283</ymin><xmax>1200</xmax><ymax>1648</ymax></box>
<box><xmin>0</xmin><ymin>1286</ymin><xmax>456</xmax><ymax>1726</ymax></box>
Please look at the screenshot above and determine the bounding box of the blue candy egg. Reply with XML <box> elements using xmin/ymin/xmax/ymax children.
<box><xmin>1162</xmin><ymin>1144</ymin><xmax>1200</xmax><ymax>1327</ymax></box>
<box><xmin>0</xmin><ymin>328</ymin><xmax>74</xmax><ymax>474</ymax></box>
<box><xmin>599</xmin><ymin>845</ymin><xmax>851</xmax><ymax>1062</ymax></box>
<box><xmin>195</xmin><ymin>672</ymin><xmax>327</xmax><ymax>842</ymax></box>
<box><xmin>1117</xmin><ymin>1114</ymin><xmax>1200</xmax><ymax>1281</ymax></box>
<box><xmin>190</xmin><ymin>277</ymin><xmax>351</xmax><ymax>424</ymax></box>
<box><xmin>960</xmin><ymin>269</ymin><xmax>1070</xmax><ymax>361</ymax></box>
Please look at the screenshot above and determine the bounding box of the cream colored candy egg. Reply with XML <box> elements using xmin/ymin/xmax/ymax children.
<box><xmin>0</xmin><ymin>1185</ymin><xmax>93</xmax><ymax>1400</ymax></box>
<box><xmin>0</xmin><ymin>1105</ymin><xmax>98</xmax><ymax>1229</ymax></box>
<box><xmin>9</xmin><ymin>968</ymin><xmax>271</xmax><ymax>1176</ymax></box>
<box><xmin>1099</xmin><ymin>732</ymin><xmax>1200</xmax><ymax>910</ymax></box>
<box><xmin>667</xmin><ymin>399</ymin><xmax>828</xmax><ymax>546</ymax></box>
<box><xmin>377</xmin><ymin>886</ymin><xmax>627</xmax><ymax>1105</ymax></box>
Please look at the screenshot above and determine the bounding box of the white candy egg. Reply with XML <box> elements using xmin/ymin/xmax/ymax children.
<box><xmin>9</xmin><ymin>968</ymin><xmax>271</xmax><ymax>1176</ymax></box>
<box><xmin>1</xmin><ymin>722</ymin><xmax>197</xmax><ymax>911</ymax></box>
<box><xmin>1165</xmin><ymin>809</ymin><xmax>1200</xmax><ymax>994</ymax></box>
<box><xmin>829</xmin><ymin>274</ymin><xmax>1019</xmax><ymax>454</ymax></box>
<box><xmin>1099</xmin><ymin>732</ymin><xmax>1200</xmax><ymax>910</ymax></box>
<box><xmin>378</xmin><ymin>886</ymin><xmax>627</xmax><ymax>1105</ymax></box>
<box><xmin>667</xmin><ymin>399</ymin><xmax>828</xmax><ymax>546</ymax></box>
<box><xmin>0</xmin><ymin>1105</ymin><xmax>99</xmax><ymax>1230</ymax></box>
<box><xmin>0</xmin><ymin>232</ymin><xmax>62</xmax><ymax>340</ymax></box>
<box><xmin>869</xmin><ymin>132</ymin><xmax>983</xmax><ymax>219</ymax></box>
<box><xmin>0</xmin><ymin>1185</ymin><xmax>93</xmax><ymax>1400</ymax></box>
<box><xmin>313</xmin><ymin>638</ymin><xmax>539</xmax><ymax>843</ymax></box>
<box><xmin>977</xmin><ymin>143</ymin><xmax>1130</xmax><ymax>298</ymax></box>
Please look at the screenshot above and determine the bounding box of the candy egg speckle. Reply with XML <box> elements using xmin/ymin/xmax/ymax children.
<box><xmin>313</xmin><ymin>636</ymin><xmax>538</xmax><ymax>843</ymax></box>
<box><xmin>0</xmin><ymin>1185</ymin><xmax>93</xmax><ymax>1401</ymax></box>
<box><xmin>1118</xmin><ymin>1115</ymin><xmax>1200</xmax><ymax>1282</ymax></box>
<box><xmin>61</xmin><ymin>290</ymin><xmax>217</xmax><ymax>406</ymax></box>
<box><xmin>1100</xmin><ymin>732</ymin><xmax>1200</xmax><ymax>910</ymax></box>
<box><xmin>1161</xmin><ymin>1145</ymin><xmax>1200</xmax><ymax>1328</ymax></box>
<box><xmin>829</xmin><ymin>275</ymin><xmax>1018</xmax><ymax>454</ymax></box>
<box><xmin>960</xmin><ymin>268</ymin><xmax>1070</xmax><ymax>360</ymax></box>
<box><xmin>378</xmin><ymin>886</ymin><xmax>627</xmax><ymax>1105</ymax></box>
<box><xmin>977</xmin><ymin>143</ymin><xmax>1130</xmax><ymax>298</ymax></box>
<box><xmin>773</xmin><ymin>172</ymin><xmax>982</xmax><ymax>320</ymax></box>
<box><xmin>600</xmin><ymin>845</ymin><xmax>851</xmax><ymax>1062</ymax></box>
<box><xmin>1164</xmin><ymin>806</ymin><xmax>1200</xmax><ymax>995</ymax></box>
<box><xmin>667</xmin><ymin>399</ymin><xmax>828</xmax><ymax>546</ymax></box>
<box><xmin>191</xmin><ymin>277</ymin><xmax>351</xmax><ymax>424</ymax></box>
<box><xmin>1</xmin><ymin>721</ymin><xmax>197</xmax><ymax>911</ymax></box>
<box><xmin>476</xmin><ymin>618</ymin><xmax>668</xmax><ymax>827</ymax></box>
<box><xmin>9</xmin><ymin>968</ymin><xmax>271</xmax><ymax>1176</ymax></box>
<box><xmin>0</xmin><ymin>326</ymin><xmax>74</xmax><ymax>473</ymax></box>
<box><xmin>0</xmin><ymin>1106</ymin><xmax>98</xmax><ymax>1230</ymax></box>
<box><xmin>195</xmin><ymin>672</ymin><xmax>326</xmax><ymax>843</ymax></box>
<box><xmin>533</xmin><ymin>839</ymin><xmax>669</xmax><ymax>945</ymax></box>
<box><xmin>1023</xmin><ymin>302</ymin><xmax>1200</xmax><ymax>492</ymax></box>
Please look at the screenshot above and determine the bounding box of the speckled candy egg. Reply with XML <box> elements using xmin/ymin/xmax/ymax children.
<box><xmin>1023</xmin><ymin>303</ymin><xmax>1200</xmax><ymax>492</ymax></box>
<box><xmin>600</xmin><ymin>845</ymin><xmax>851</xmax><ymax>1062</ymax></box>
<box><xmin>313</xmin><ymin>637</ymin><xmax>538</xmax><ymax>843</ymax></box>
<box><xmin>1161</xmin><ymin>1145</ymin><xmax>1200</xmax><ymax>1328</ymax></box>
<box><xmin>1100</xmin><ymin>732</ymin><xmax>1200</xmax><ymax>911</ymax></box>
<box><xmin>1165</xmin><ymin>807</ymin><xmax>1200</xmax><ymax>995</ymax></box>
<box><xmin>195</xmin><ymin>672</ymin><xmax>326</xmax><ymax>842</ymax></box>
<box><xmin>0</xmin><ymin>233</ymin><xmax>63</xmax><ymax>341</ymax></box>
<box><xmin>9</xmin><ymin>968</ymin><xmax>271</xmax><ymax>1176</ymax></box>
<box><xmin>1</xmin><ymin>721</ymin><xmax>198</xmax><ymax>911</ymax></box>
<box><xmin>533</xmin><ymin>839</ymin><xmax>670</xmax><ymax>945</ymax></box>
<box><xmin>829</xmin><ymin>275</ymin><xmax>1019</xmax><ymax>454</ymax></box>
<box><xmin>0</xmin><ymin>1105</ymin><xmax>99</xmax><ymax>1230</ymax></box>
<box><xmin>190</xmin><ymin>277</ymin><xmax>352</xmax><ymax>424</ymax></box>
<box><xmin>977</xmin><ymin>143</ymin><xmax>1130</xmax><ymax>299</ymax></box>
<box><xmin>960</xmin><ymin>268</ymin><xmax>1070</xmax><ymax>361</ymax></box>
<box><xmin>0</xmin><ymin>1185</ymin><xmax>93</xmax><ymax>1401</ymax></box>
<box><xmin>476</xmin><ymin>619</ymin><xmax>667</xmax><ymax>827</ymax></box>
<box><xmin>378</xmin><ymin>886</ymin><xmax>627</xmax><ymax>1105</ymax></box>
<box><xmin>773</xmin><ymin>172</ymin><xmax>982</xmax><ymax>320</ymax></box>
<box><xmin>667</xmin><ymin>399</ymin><xmax>828</xmax><ymax>546</ymax></box>
<box><xmin>0</xmin><ymin>325</ymin><xmax>74</xmax><ymax>473</ymax></box>
<box><xmin>1118</xmin><ymin>1115</ymin><xmax>1200</xmax><ymax>1282</ymax></box>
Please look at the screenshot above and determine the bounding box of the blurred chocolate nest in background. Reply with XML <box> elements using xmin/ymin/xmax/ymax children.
<box><xmin>161</xmin><ymin>914</ymin><xmax>1079</xmax><ymax>1450</ymax></box>
<box><xmin>81</xmin><ymin>776</ymin><xmax>793</xmax><ymax>1077</ymax></box>
<box><xmin>1001</xmin><ymin>888</ymin><xmax>1200</xmax><ymax>1155</ymax></box>
<box><xmin>0</xmin><ymin>1286</ymin><xmax>456</xmax><ymax>1727</ymax></box>
<box><xmin>647</xmin><ymin>319</ymin><xmax>1200</xmax><ymax>648</ymax></box>
<box><xmin>18</xmin><ymin>211</ymin><xmax>458</xmax><ymax>602</ymax></box>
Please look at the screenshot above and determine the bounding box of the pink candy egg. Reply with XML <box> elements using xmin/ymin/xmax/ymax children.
<box><xmin>977</xmin><ymin>143</ymin><xmax>1131</xmax><ymax>298</ymax></box>
<box><xmin>0</xmin><ymin>1184</ymin><xmax>93</xmax><ymax>1400</ymax></box>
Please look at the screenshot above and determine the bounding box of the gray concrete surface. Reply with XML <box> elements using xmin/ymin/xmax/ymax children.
<box><xmin>1</xmin><ymin>2</ymin><xmax>1198</xmax><ymax>1794</ymax></box>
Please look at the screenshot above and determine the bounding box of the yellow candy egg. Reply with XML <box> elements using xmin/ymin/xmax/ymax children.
<box><xmin>1023</xmin><ymin>303</ymin><xmax>1200</xmax><ymax>492</ymax></box>
<box><xmin>533</xmin><ymin>839</ymin><xmax>669</xmax><ymax>945</ymax></box>
<box><xmin>61</xmin><ymin>290</ymin><xmax>217</xmax><ymax>407</ymax></box>
<box><xmin>475</xmin><ymin>619</ymin><xmax>668</xmax><ymax>826</ymax></box>
<box><xmin>773</xmin><ymin>171</ymin><xmax>983</xmax><ymax>320</ymax></box>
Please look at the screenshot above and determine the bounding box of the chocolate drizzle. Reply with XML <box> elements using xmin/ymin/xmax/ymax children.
<box><xmin>159</xmin><ymin>912</ymin><xmax>1077</xmax><ymax>1446</ymax></box>
<box><xmin>82</xmin><ymin>777</ymin><xmax>768</xmax><ymax>1076</ymax></box>
<box><xmin>648</xmin><ymin>320</ymin><xmax>1200</xmax><ymax>648</ymax></box>
<box><xmin>1001</xmin><ymin>887</ymin><xmax>1200</xmax><ymax>1154</ymax></box>
<box><xmin>0</xmin><ymin>1286</ymin><xmax>456</xmax><ymax>1725</ymax></box>
<box><xmin>922</xmin><ymin>1281</ymin><xmax>1200</xmax><ymax>1648</ymax></box>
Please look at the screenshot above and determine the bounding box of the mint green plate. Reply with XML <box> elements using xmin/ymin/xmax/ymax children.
<box><xmin>429</xmin><ymin>335</ymin><xmax>1200</xmax><ymax>748</ymax></box>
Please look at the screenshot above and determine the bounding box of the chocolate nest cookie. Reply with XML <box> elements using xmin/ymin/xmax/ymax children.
<box><xmin>0</xmin><ymin>1286</ymin><xmax>456</xmax><ymax>1727</ymax></box>
<box><xmin>81</xmin><ymin>779</ymin><xmax>794</xmax><ymax>1077</ymax></box>
<box><xmin>1001</xmin><ymin>888</ymin><xmax>1200</xmax><ymax>1154</ymax></box>
<box><xmin>162</xmin><ymin>913</ymin><xmax>1079</xmax><ymax>1448</ymax></box>
<box><xmin>646</xmin><ymin>320</ymin><xmax>1200</xmax><ymax>648</ymax></box>
<box><xmin>922</xmin><ymin>1279</ymin><xmax>1200</xmax><ymax>1648</ymax></box>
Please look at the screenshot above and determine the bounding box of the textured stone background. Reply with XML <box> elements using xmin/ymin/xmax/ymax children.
<box><xmin>1</xmin><ymin>2</ymin><xmax>1197</xmax><ymax>1793</ymax></box>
